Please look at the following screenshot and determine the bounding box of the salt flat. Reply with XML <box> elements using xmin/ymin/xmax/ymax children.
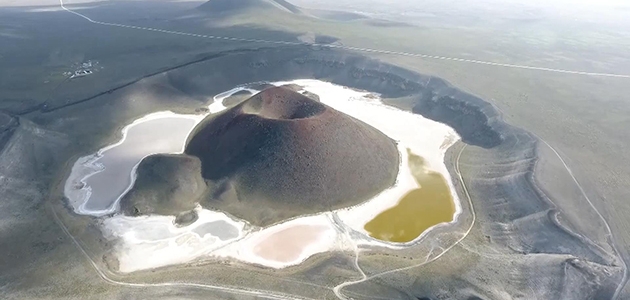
<box><xmin>65</xmin><ymin>113</ymin><xmax>201</xmax><ymax>215</ymax></box>
<box><xmin>62</xmin><ymin>80</ymin><xmax>462</xmax><ymax>272</ymax></box>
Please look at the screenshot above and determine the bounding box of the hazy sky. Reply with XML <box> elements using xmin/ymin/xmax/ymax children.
<box><xmin>290</xmin><ymin>0</ymin><xmax>630</xmax><ymax>26</ymax></box>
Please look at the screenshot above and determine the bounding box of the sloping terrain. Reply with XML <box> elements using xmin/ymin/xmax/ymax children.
<box><xmin>118</xmin><ymin>46</ymin><xmax>625</xmax><ymax>298</ymax></box>
<box><xmin>186</xmin><ymin>86</ymin><xmax>399</xmax><ymax>226</ymax></box>
<box><xmin>1</xmin><ymin>0</ymin><xmax>627</xmax><ymax>298</ymax></box>
<box><xmin>0</xmin><ymin>114</ymin><xmax>70</xmax><ymax>285</ymax></box>
<box><xmin>119</xmin><ymin>154</ymin><xmax>206</xmax><ymax>224</ymax></box>
<box><xmin>1</xmin><ymin>42</ymin><xmax>621</xmax><ymax>300</ymax></box>
<box><xmin>342</xmin><ymin>121</ymin><xmax>623</xmax><ymax>300</ymax></box>
<box><xmin>0</xmin><ymin>112</ymin><xmax>18</xmax><ymax>152</ymax></box>
<box><xmin>196</xmin><ymin>0</ymin><xmax>381</xmax><ymax>24</ymax></box>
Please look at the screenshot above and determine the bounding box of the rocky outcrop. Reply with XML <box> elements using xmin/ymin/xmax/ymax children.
<box><xmin>118</xmin><ymin>154</ymin><xmax>206</xmax><ymax>224</ymax></box>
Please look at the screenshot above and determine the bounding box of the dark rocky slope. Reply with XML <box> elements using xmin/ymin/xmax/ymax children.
<box><xmin>185</xmin><ymin>86</ymin><xmax>399</xmax><ymax>225</ymax></box>
<box><xmin>118</xmin><ymin>154</ymin><xmax>206</xmax><ymax>225</ymax></box>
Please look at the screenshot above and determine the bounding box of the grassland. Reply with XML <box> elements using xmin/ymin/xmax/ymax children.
<box><xmin>1</xmin><ymin>0</ymin><xmax>628</xmax><ymax>299</ymax></box>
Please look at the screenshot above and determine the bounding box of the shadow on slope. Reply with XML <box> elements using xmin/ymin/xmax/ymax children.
<box><xmin>185</xmin><ymin>86</ymin><xmax>399</xmax><ymax>226</ymax></box>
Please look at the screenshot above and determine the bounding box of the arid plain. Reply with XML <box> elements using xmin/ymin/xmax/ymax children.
<box><xmin>1</xmin><ymin>0</ymin><xmax>629</xmax><ymax>299</ymax></box>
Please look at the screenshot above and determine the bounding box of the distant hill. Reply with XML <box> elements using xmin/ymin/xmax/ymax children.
<box><xmin>197</xmin><ymin>0</ymin><xmax>302</xmax><ymax>14</ymax></box>
<box><xmin>195</xmin><ymin>0</ymin><xmax>407</xmax><ymax>27</ymax></box>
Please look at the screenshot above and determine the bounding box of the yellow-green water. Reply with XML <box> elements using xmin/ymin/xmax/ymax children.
<box><xmin>364</xmin><ymin>149</ymin><xmax>455</xmax><ymax>243</ymax></box>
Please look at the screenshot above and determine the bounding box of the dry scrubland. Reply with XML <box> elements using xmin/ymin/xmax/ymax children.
<box><xmin>0</xmin><ymin>0</ymin><xmax>628</xmax><ymax>299</ymax></box>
